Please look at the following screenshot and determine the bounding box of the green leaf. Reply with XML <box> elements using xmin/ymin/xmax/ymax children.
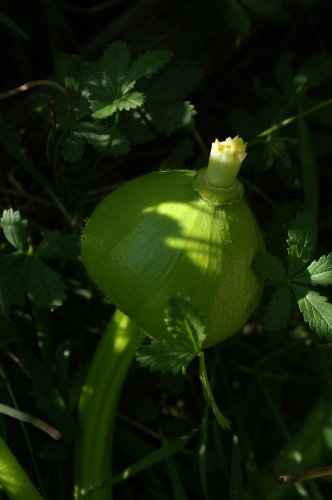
<box><xmin>101</xmin><ymin>41</ymin><xmax>131</xmax><ymax>91</ymax></box>
<box><xmin>306</xmin><ymin>254</ymin><xmax>332</xmax><ymax>286</ymax></box>
<box><xmin>27</xmin><ymin>257</ymin><xmax>66</xmax><ymax>309</ymax></box>
<box><xmin>0</xmin><ymin>11</ymin><xmax>29</xmax><ymax>39</ymax></box>
<box><xmin>18</xmin><ymin>341</ymin><xmax>77</xmax><ymax>442</ymax></box>
<box><xmin>148</xmin><ymin>101</ymin><xmax>196</xmax><ymax>136</ymax></box>
<box><xmin>263</xmin><ymin>286</ymin><xmax>293</xmax><ymax>332</ymax></box>
<box><xmin>136</xmin><ymin>295</ymin><xmax>206</xmax><ymax>374</ymax></box>
<box><xmin>165</xmin><ymin>295</ymin><xmax>207</xmax><ymax>351</ymax></box>
<box><xmin>86</xmin><ymin>41</ymin><xmax>171</xmax><ymax>120</ymax></box>
<box><xmin>35</xmin><ymin>232</ymin><xmax>79</xmax><ymax>259</ymax></box>
<box><xmin>90</xmin><ymin>90</ymin><xmax>144</xmax><ymax>119</ymax></box>
<box><xmin>148</xmin><ymin>61</ymin><xmax>202</xmax><ymax>102</ymax></box>
<box><xmin>292</xmin><ymin>285</ymin><xmax>332</xmax><ymax>338</ymax></box>
<box><xmin>110</xmin><ymin>428</ymin><xmax>197</xmax><ymax>486</ymax></box>
<box><xmin>125</xmin><ymin>49</ymin><xmax>173</xmax><ymax>88</ymax></box>
<box><xmin>292</xmin><ymin>254</ymin><xmax>332</xmax><ymax>288</ymax></box>
<box><xmin>62</xmin><ymin>131</ymin><xmax>85</xmax><ymax>163</ymax></box>
<box><xmin>253</xmin><ymin>253</ymin><xmax>287</xmax><ymax>285</ymax></box>
<box><xmin>79</xmin><ymin>123</ymin><xmax>130</xmax><ymax>157</ymax></box>
<box><xmin>0</xmin><ymin>253</ymin><xmax>28</xmax><ymax>317</ymax></box>
<box><xmin>1</xmin><ymin>209</ymin><xmax>28</xmax><ymax>251</ymax></box>
<box><xmin>136</xmin><ymin>341</ymin><xmax>196</xmax><ymax>375</ymax></box>
<box><xmin>287</xmin><ymin>210</ymin><xmax>317</xmax><ymax>275</ymax></box>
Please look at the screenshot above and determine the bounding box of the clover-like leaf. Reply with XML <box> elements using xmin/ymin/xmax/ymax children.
<box><xmin>1</xmin><ymin>209</ymin><xmax>28</xmax><ymax>251</ymax></box>
<box><xmin>136</xmin><ymin>340</ymin><xmax>196</xmax><ymax>375</ymax></box>
<box><xmin>287</xmin><ymin>210</ymin><xmax>317</xmax><ymax>276</ymax></box>
<box><xmin>85</xmin><ymin>41</ymin><xmax>172</xmax><ymax>120</ymax></box>
<box><xmin>306</xmin><ymin>253</ymin><xmax>332</xmax><ymax>286</ymax></box>
<box><xmin>292</xmin><ymin>285</ymin><xmax>332</xmax><ymax>338</ymax></box>
<box><xmin>136</xmin><ymin>295</ymin><xmax>206</xmax><ymax>374</ymax></box>
<box><xmin>27</xmin><ymin>257</ymin><xmax>66</xmax><ymax>309</ymax></box>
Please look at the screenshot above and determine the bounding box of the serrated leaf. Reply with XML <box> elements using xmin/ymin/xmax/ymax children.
<box><xmin>0</xmin><ymin>253</ymin><xmax>28</xmax><ymax>316</ymax></box>
<box><xmin>253</xmin><ymin>252</ymin><xmax>286</xmax><ymax>285</ymax></box>
<box><xmin>148</xmin><ymin>101</ymin><xmax>196</xmax><ymax>136</ymax></box>
<box><xmin>292</xmin><ymin>285</ymin><xmax>332</xmax><ymax>338</ymax></box>
<box><xmin>165</xmin><ymin>295</ymin><xmax>207</xmax><ymax>351</ymax></box>
<box><xmin>136</xmin><ymin>295</ymin><xmax>206</xmax><ymax>375</ymax></box>
<box><xmin>62</xmin><ymin>131</ymin><xmax>85</xmax><ymax>163</ymax></box>
<box><xmin>27</xmin><ymin>257</ymin><xmax>66</xmax><ymax>309</ymax></box>
<box><xmin>90</xmin><ymin>89</ymin><xmax>145</xmax><ymax>119</ymax></box>
<box><xmin>79</xmin><ymin>122</ymin><xmax>130</xmax><ymax>157</ymax></box>
<box><xmin>287</xmin><ymin>210</ymin><xmax>317</xmax><ymax>275</ymax></box>
<box><xmin>1</xmin><ymin>209</ymin><xmax>28</xmax><ymax>251</ymax></box>
<box><xmin>136</xmin><ymin>341</ymin><xmax>196</xmax><ymax>375</ymax></box>
<box><xmin>147</xmin><ymin>61</ymin><xmax>202</xmax><ymax>102</ymax></box>
<box><xmin>125</xmin><ymin>49</ymin><xmax>173</xmax><ymax>89</ymax></box>
<box><xmin>35</xmin><ymin>232</ymin><xmax>79</xmax><ymax>259</ymax></box>
<box><xmin>263</xmin><ymin>286</ymin><xmax>293</xmax><ymax>332</ymax></box>
<box><xmin>101</xmin><ymin>41</ymin><xmax>131</xmax><ymax>91</ymax></box>
<box><xmin>293</xmin><ymin>253</ymin><xmax>332</xmax><ymax>287</ymax></box>
<box><xmin>86</xmin><ymin>42</ymin><xmax>170</xmax><ymax>120</ymax></box>
<box><xmin>299</xmin><ymin>53</ymin><xmax>332</xmax><ymax>89</ymax></box>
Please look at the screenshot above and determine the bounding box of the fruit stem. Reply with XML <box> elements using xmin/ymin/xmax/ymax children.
<box><xmin>198</xmin><ymin>351</ymin><xmax>231</xmax><ymax>431</ymax></box>
<box><xmin>193</xmin><ymin>136</ymin><xmax>247</xmax><ymax>205</ymax></box>
<box><xmin>206</xmin><ymin>137</ymin><xmax>246</xmax><ymax>188</ymax></box>
<box><xmin>74</xmin><ymin>310</ymin><xmax>143</xmax><ymax>499</ymax></box>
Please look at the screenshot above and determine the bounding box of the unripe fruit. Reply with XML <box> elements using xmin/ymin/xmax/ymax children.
<box><xmin>82</xmin><ymin>137</ymin><xmax>264</xmax><ymax>348</ymax></box>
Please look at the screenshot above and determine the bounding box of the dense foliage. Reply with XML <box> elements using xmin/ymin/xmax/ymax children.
<box><xmin>1</xmin><ymin>1</ymin><xmax>332</xmax><ymax>498</ymax></box>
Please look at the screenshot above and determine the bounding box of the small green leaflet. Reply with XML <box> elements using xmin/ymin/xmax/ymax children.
<box><xmin>291</xmin><ymin>254</ymin><xmax>332</xmax><ymax>288</ymax></box>
<box><xmin>287</xmin><ymin>210</ymin><xmax>317</xmax><ymax>275</ymax></box>
<box><xmin>253</xmin><ymin>252</ymin><xmax>286</xmax><ymax>285</ymax></box>
<box><xmin>262</xmin><ymin>285</ymin><xmax>293</xmax><ymax>332</ymax></box>
<box><xmin>0</xmin><ymin>253</ymin><xmax>67</xmax><ymax>317</ymax></box>
<box><xmin>136</xmin><ymin>295</ymin><xmax>206</xmax><ymax>374</ymax></box>
<box><xmin>292</xmin><ymin>285</ymin><xmax>332</xmax><ymax>338</ymax></box>
<box><xmin>0</xmin><ymin>210</ymin><xmax>76</xmax><ymax>316</ymax></box>
<box><xmin>85</xmin><ymin>41</ymin><xmax>172</xmax><ymax>119</ymax></box>
<box><xmin>254</xmin><ymin>210</ymin><xmax>332</xmax><ymax>338</ymax></box>
<box><xmin>1</xmin><ymin>209</ymin><xmax>28</xmax><ymax>251</ymax></box>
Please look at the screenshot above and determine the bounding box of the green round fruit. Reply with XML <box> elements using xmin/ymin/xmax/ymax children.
<box><xmin>82</xmin><ymin>162</ymin><xmax>264</xmax><ymax>348</ymax></box>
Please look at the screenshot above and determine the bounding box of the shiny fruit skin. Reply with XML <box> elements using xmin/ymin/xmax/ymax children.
<box><xmin>81</xmin><ymin>169</ymin><xmax>264</xmax><ymax>348</ymax></box>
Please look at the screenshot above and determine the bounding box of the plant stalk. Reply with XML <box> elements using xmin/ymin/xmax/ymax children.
<box><xmin>74</xmin><ymin>310</ymin><xmax>143</xmax><ymax>499</ymax></box>
<box><xmin>0</xmin><ymin>436</ymin><xmax>43</xmax><ymax>500</ymax></box>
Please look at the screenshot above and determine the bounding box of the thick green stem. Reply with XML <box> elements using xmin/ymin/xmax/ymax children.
<box><xmin>74</xmin><ymin>310</ymin><xmax>143</xmax><ymax>499</ymax></box>
<box><xmin>0</xmin><ymin>436</ymin><xmax>43</xmax><ymax>500</ymax></box>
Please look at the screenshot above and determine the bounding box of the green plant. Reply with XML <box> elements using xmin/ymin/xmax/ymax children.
<box><xmin>2</xmin><ymin>2</ymin><xmax>332</xmax><ymax>497</ymax></box>
<box><xmin>0</xmin><ymin>435</ymin><xmax>42</xmax><ymax>499</ymax></box>
<box><xmin>81</xmin><ymin>136</ymin><xmax>264</xmax><ymax>348</ymax></box>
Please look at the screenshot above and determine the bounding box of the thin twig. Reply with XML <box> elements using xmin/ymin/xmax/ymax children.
<box><xmin>279</xmin><ymin>465</ymin><xmax>332</xmax><ymax>484</ymax></box>
<box><xmin>0</xmin><ymin>80</ymin><xmax>68</xmax><ymax>100</ymax></box>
